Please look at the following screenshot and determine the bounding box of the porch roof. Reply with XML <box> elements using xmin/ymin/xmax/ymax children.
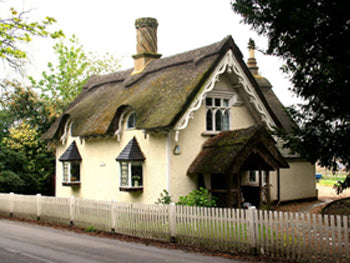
<box><xmin>187</xmin><ymin>124</ymin><xmax>289</xmax><ymax>175</ymax></box>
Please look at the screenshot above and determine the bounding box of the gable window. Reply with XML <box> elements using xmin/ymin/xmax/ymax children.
<box><xmin>116</xmin><ymin>137</ymin><xmax>145</xmax><ymax>191</ymax></box>
<box><xmin>206</xmin><ymin>97</ymin><xmax>231</xmax><ymax>132</ymax></box>
<box><xmin>59</xmin><ymin>141</ymin><xmax>82</xmax><ymax>186</ymax></box>
<box><xmin>127</xmin><ymin>112</ymin><xmax>136</xmax><ymax>129</ymax></box>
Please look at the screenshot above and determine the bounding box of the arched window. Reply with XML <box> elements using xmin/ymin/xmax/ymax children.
<box><xmin>205</xmin><ymin>96</ymin><xmax>231</xmax><ymax>132</ymax></box>
<box><xmin>127</xmin><ymin>112</ymin><xmax>136</xmax><ymax>129</ymax></box>
<box><xmin>223</xmin><ymin>110</ymin><xmax>230</xmax><ymax>131</ymax></box>
<box><xmin>215</xmin><ymin>110</ymin><xmax>222</xmax><ymax>131</ymax></box>
<box><xmin>206</xmin><ymin>109</ymin><xmax>213</xmax><ymax>131</ymax></box>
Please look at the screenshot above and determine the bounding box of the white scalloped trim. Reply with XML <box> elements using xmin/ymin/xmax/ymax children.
<box><xmin>174</xmin><ymin>49</ymin><xmax>275</xmax><ymax>138</ymax></box>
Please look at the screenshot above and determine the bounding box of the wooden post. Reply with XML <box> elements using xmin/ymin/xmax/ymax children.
<box><xmin>277</xmin><ymin>169</ymin><xmax>281</xmax><ymax>203</ymax></box>
<box><xmin>266</xmin><ymin>171</ymin><xmax>271</xmax><ymax>206</ymax></box>
<box><xmin>36</xmin><ymin>193</ymin><xmax>42</xmax><ymax>221</ymax></box>
<box><xmin>169</xmin><ymin>202</ymin><xmax>176</xmax><ymax>242</ymax></box>
<box><xmin>247</xmin><ymin>206</ymin><xmax>258</xmax><ymax>254</ymax></box>
<box><xmin>258</xmin><ymin>168</ymin><xmax>262</xmax><ymax>207</ymax></box>
<box><xmin>69</xmin><ymin>196</ymin><xmax>75</xmax><ymax>225</ymax></box>
<box><xmin>237</xmin><ymin>170</ymin><xmax>241</xmax><ymax>208</ymax></box>
<box><xmin>227</xmin><ymin>173</ymin><xmax>233</xmax><ymax>208</ymax></box>
<box><xmin>111</xmin><ymin>200</ymin><xmax>117</xmax><ymax>232</ymax></box>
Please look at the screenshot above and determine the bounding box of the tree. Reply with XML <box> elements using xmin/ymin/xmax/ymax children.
<box><xmin>231</xmin><ymin>1</ymin><xmax>350</xmax><ymax>173</ymax></box>
<box><xmin>0</xmin><ymin>82</ymin><xmax>55</xmax><ymax>195</ymax></box>
<box><xmin>0</xmin><ymin>36</ymin><xmax>121</xmax><ymax>195</ymax></box>
<box><xmin>0</xmin><ymin>5</ymin><xmax>64</xmax><ymax>70</ymax></box>
<box><xmin>29</xmin><ymin>35</ymin><xmax>122</xmax><ymax>114</ymax></box>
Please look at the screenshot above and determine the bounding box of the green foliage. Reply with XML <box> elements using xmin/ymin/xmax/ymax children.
<box><xmin>155</xmin><ymin>189</ymin><xmax>172</xmax><ymax>205</ymax></box>
<box><xmin>0</xmin><ymin>82</ymin><xmax>55</xmax><ymax>195</ymax></box>
<box><xmin>333</xmin><ymin>175</ymin><xmax>350</xmax><ymax>195</ymax></box>
<box><xmin>0</xmin><ymin>6</ymin><xmax>64</xmax><ymax>69</ymax></box>
<box><xmin>176</xmin><ymin>187</ymin><xmax>217</xmax><ymax>207</ymax></box>
<box><xmin>29</xmin><ymin>35</ymin><xmax>122</xmax><ymax>112</ymax></box>
<box><xmin>85</xmin><ymin>226</ymin><xmax>97</xmax><ymax>232</ymax></box>
<box><xmin>232</xmin><ymin>1</ymin><xmax>350</xmax><ymax>175</ymax></box>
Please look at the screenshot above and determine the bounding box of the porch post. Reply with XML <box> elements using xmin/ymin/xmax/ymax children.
<box><xmin>277</xmin><ymin>169</ymin><xmax>281</xmax><ymax>203</ymax></box>
<box><xmin>237</xmin><ymin>170</ymin><xmax>241</xmax><ymax>208</ymax></box>
<box><xmin>266</xmin><ymin>170</ymin><xmax>271</xmax><ymax>206</ymax></box>
<box><xmin>258</xmin><ymin>168</ymin><xmax>262</xmax><ymax>207</ymax></box>
<box><xmin>227</xmin><ymin>173</ymin><xmax>233</xmax><ymax>208</ymax></box>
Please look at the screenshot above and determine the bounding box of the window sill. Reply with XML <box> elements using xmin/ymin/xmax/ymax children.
<box><xmin>119</xmin><ymin>187</ymin><xmax>143</xmax><ymax>192</ymax></box>
<box><xmin>62</xmin><ymin>181</ymin><xmax>81</xmax><ymax>186</ymax></box>
<box><xmin>201</xmin><ymin>131</ymin><xmax>221</xmax><ymax>136</ymax></box>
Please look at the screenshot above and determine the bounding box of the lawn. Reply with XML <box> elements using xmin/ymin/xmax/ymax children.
<box><xmin>317</xmin><ymin>174</ymin><xmax>347</xmax><ymax>186</ymax></box>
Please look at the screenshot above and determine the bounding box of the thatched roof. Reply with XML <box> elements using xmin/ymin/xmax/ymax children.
<box><xmin>43</xmin><ymin>36</ymin><xmax>293</xmax><ymax>141</ymax></box>
<box><xmin>187</xmin><ymin>125</ymin><xmax>289</xmax><ymax>175</ymax></box>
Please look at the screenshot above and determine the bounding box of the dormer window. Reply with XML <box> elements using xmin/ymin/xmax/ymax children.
<box><xmin>206</xmin><ymin>97</ymin><xmax>231</xmax><ymax>132</ymax></box>
<box><xmin>127</xmin><ymin>112</ymin><xmax>136</xmax><ymax>129</ymax></box>
<box><xmin>59</xmin><ymin>141</ymin><xmax>82</xmax><ymax>186</ymax></box>
<box><xmin>116</xmin><ymin>137</ymin><xmax>145</xmax><ymax>191</ymax></box>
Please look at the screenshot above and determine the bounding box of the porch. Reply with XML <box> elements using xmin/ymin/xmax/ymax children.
<box><xmin>188</xmin><ymin>125</ymin><xmax>289</xmax><ymax>208</ymax></box>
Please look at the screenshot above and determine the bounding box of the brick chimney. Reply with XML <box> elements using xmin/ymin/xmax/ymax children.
<box><xmin>132</xmin><ymin>17</ymin><xmax>161</xmax><ymax>74</ymax></box>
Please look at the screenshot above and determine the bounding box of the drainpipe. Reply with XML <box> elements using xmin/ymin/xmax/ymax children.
<box><xmin>166</xmin><ymin>133</ymin><xmax>171</xmax><ymax>194</ymax></box>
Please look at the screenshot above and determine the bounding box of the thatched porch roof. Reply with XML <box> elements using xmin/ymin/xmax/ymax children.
<box><xmin>187</xmin><ymin>124</ymin><xmax>289</xmax><ymax>175</ymax></box>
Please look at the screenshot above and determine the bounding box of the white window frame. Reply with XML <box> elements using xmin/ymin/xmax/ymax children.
<box><xmin>205</xmin><ymin>96</ymin><xmax>232</xmax><ymax>132</ymax></box>
<box><xmin>248</xmin><ymin>170</ymin><xmax>267</xmax><ymax>185</ymax></box>
<box><xmin>62</xmin><ymin>161</ymin><xmax>81</xmax><ymax>184</ymax></box>
<box><xmin>119</xmin><ymin>161</ymin><xmax>143</xmax><ymax>188</ymax></box>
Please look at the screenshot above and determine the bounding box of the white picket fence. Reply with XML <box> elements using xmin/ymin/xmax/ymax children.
<box><xmin>0</xmin><ymin>193</ymin><xmax>349</xmax><ymax>263</ymax></box>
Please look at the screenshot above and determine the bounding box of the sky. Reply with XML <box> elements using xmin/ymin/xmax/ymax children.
<box><xmin>1</xmin><ymin>0</ymin><xmax>300</xmax><ymax>106</ymax></box>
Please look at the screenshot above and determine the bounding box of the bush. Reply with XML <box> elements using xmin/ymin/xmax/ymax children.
<box><xmin>176</xmin><ymin>187</ymin><xmax>217</xmax><ymax>207</ymax></box>
<box><xmin>155</xmin><ymin>189</ymin><xmax>172</xmax><ymax>205</ymax></box>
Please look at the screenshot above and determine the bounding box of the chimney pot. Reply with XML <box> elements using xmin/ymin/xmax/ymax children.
<box><xmin>132</xmin><ymin>17</ymin><xmax>161</xmax><ymax>74</ymax></box>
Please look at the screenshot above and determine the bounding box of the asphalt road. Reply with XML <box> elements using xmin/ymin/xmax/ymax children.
<box><xmin>0</xmin><ymin>219</ymin><xmax>241</xmax><ymax>263</ymax></box>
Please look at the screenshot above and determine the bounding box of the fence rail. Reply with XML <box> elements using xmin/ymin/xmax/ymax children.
<box><xmin>0</xmin><ymin>192</ymin><xmax>349</xmax><ymax>263</ymax></box>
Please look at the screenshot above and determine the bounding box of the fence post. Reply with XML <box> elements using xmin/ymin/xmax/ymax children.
<box><xmin>111</xmin><ymin>200</ymin><xmax>117</xmax><ymax>232</ymax></box>
<box><xmin>69</xmin><ymin>196</ymin><xmax>75</xmax><ymax>225</ymax></box>
<box><xmin>36</xmin><ymin>193</ymin><xmax>42</xmax><ymax>221</ymax></box>
<box><xmin>9</xmin><ymin>192</ymin><xmax>14</xmax><ymax>217</ymax></box>
<box><xmin>247</xmin><ymin>206</ymin><xmax>258</xmax><ymax>255</ymax></box>
<box><xmin>169</xmin><ymin>202</ymin><xmax>176</xmax><ymax>242</ymax></box>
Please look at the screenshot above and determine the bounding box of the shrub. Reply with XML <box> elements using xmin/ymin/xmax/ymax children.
<box><xmin>176</xmin><ymin>187</ymin><xmax>217</xmax><ymax>207</ymax></box>
<box><xmin>155</xmin><ymin>189</ymin><xmax>172</xmax><ymax>205</ymax></box>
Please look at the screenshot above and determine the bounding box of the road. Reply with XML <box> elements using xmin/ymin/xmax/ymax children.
<box><xmin>0</xmin><ymin>219</ymin><xmax>241</xmax><ymax>263</ymax></box>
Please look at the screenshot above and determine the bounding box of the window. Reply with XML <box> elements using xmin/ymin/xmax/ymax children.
<box><xmin>59</xmin><ymin>141</ymin><xmax>82</xmax><ymax>186</ymax></box>
<box><xmin>249</xmin><ymin>170</ymin><xmax>267</xmax><ymax>185</ymax></box>
<box><xmin>127</xmin><ymin>112</ymin><xmax>136</xmax><ymax>129</ymax></box>
<box><xmin>205</xmin><ymin>96</ymin><xmax>231</xmax><ymax>132</ymax></box>
<box><xmin>62</xmin><ymin>161</ymin><xmax>81</xmax><ymax>184</ymax></box>
<box><xmin>120</xmin><ymin>161</ymin><xmax>143</xmax><ymax>188</ymax></box>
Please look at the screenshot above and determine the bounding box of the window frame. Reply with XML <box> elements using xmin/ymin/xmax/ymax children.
<box><xmin>119</xmin><ymin>161</ymin><xmax>143</xmax><ymax>191</ymax></box>
<box><xmin>62</xmin><ymin>160</ymin><xmax>81</xmax><ymax>186</ymax></box>
<box><xmin>205</xmin><ymin>96</ymin><xmax>231</xmax><ymax>132</ymax></box>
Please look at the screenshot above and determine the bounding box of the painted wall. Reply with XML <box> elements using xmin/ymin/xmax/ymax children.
<box><xmin>56</xmin><ymin>119</ymin><xmax>167</xmax><ymax>204</ymax></box>
<box><xmin>279</xmin><ymin>160</ymin><xmax>317</xmax><ymax>202</ymax></box>
<box><xmin>169</xmin><ymin>74</ymin><xmax>256</xmax><ymax>201</ymax></box>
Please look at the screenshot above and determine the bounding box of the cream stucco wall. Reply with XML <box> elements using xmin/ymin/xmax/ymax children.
<box><xmin>56</xmin><ymin>119</ymin><xmax>167</xmax><ymax>203</ymax></box>
<box><xmin>169</xmin><ymin>75</ymin><xmax>256</xmax><ymax>202</ymax></box>
<box><xmin>279</xmin><ymin>159</ymin><xmax>316</xmax><ymax>202</ymax></box>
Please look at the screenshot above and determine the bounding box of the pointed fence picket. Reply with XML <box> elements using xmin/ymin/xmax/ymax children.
<box><xmin>0</xmin><ymin>193</ymin><xmax>349</xmax><ymax>262</ymax></box>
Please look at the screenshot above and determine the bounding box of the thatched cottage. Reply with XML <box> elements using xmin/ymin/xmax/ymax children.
<box><xmin>43</xmin><ymin>18</ymin><xmax>316</xmax><ymax>208</ymax></box>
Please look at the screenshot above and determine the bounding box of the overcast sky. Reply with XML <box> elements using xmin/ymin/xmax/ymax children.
<box><xmin>1</xmin><ymin>0</ymin><xmax>300</xmax><ymax>106</ymax></box>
